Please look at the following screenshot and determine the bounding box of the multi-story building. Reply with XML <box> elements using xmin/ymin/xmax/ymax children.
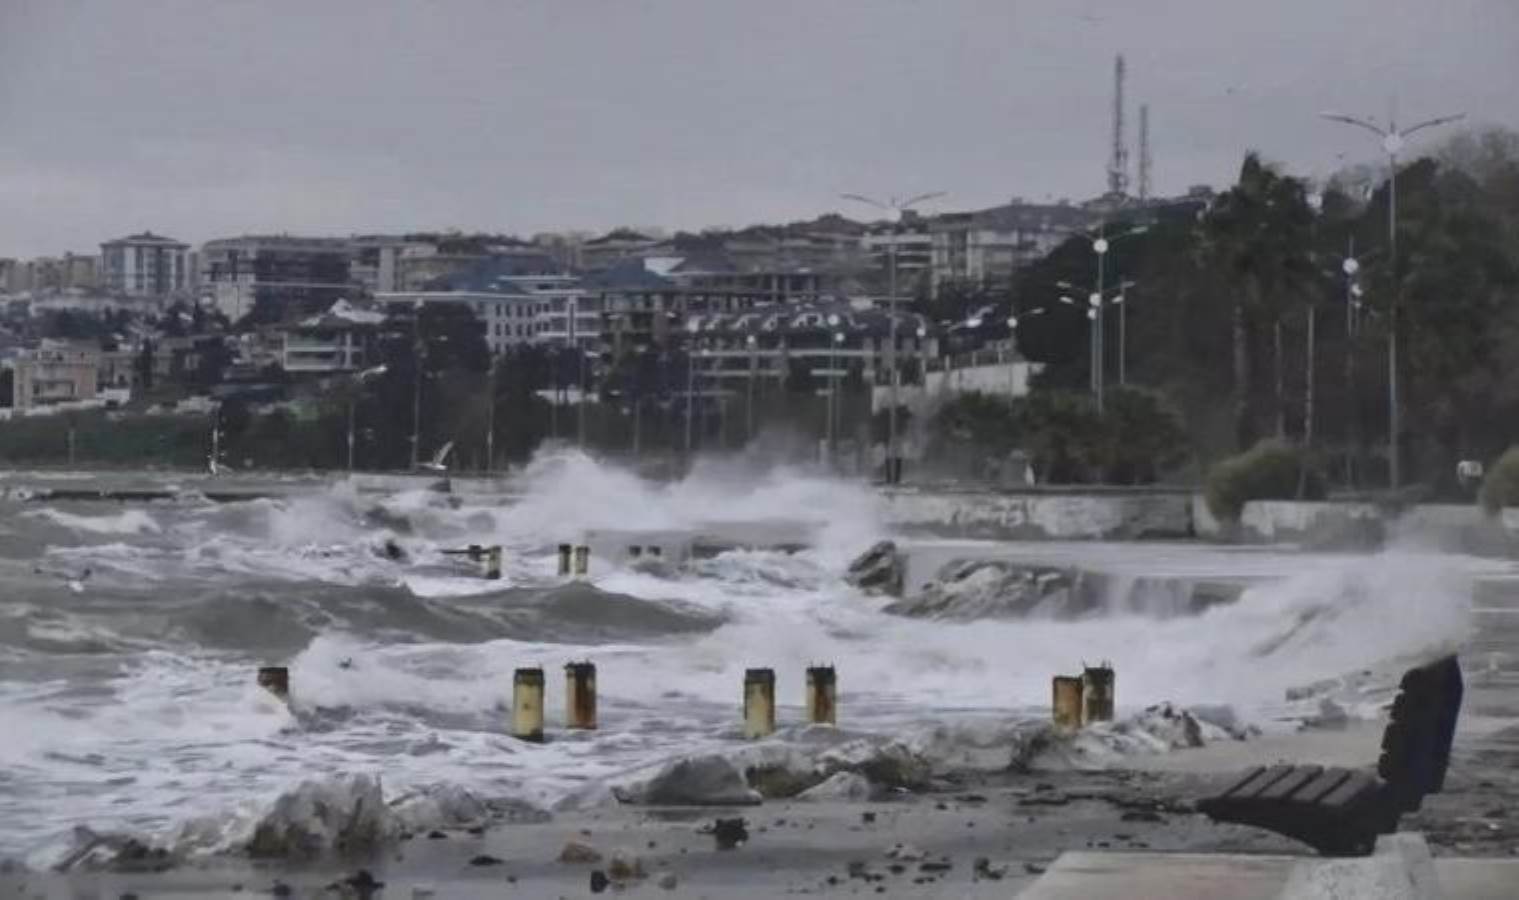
<box><xmin>929</xmin><ymin>201</ymin><xmax>1100</xmax><ymax>293</ymax></box>
<box><xmin>531</xmin><ymin>231</ymin><xmax>589</xmax><ymax>271</ymax></box>
<box><xmin>278</xmin><ymin>300</ymin><xmax>385</xmax><ymax>375</ymax></box>
<box><xmin>201</xmin><ymin>235</ymin><xmax>353</xmax><ymax>323</ymax></box>
<box><xmin>101</xmin><ymin>232</ymin><xmax>188</xmax><ymax>297</ymax></box>
<box><xmin>579</xmin><ymin>229</ymin><xmax>667</xmax><ymax>271</ymax></box>
<box><xmin>861</xmin><ymin>216</ymin><xmax>934</xmax><ymax>291</ymax></box>
<box><xmin>684</xmin><ymin>302</ymin><xmax>936</xmax><ymax>400</ymax></box>
<box><xmin>666</xmin><ymin>255</ymin><xmax>829</xmax><ymax>310</ymax></box>
<box><xmin>9</xmin><ymin>341</ymin><xmax>101</xmax><ymax>411</ymax></box>
<box><xmin>0</xmin><ymin>259</ymin><xmax>20</xmax><ymax>294</ymax></box>
<box><xmin>378</xmin><ymin>253</ymin><xmax>588</xmax><ymax>357</ymax></box>
<box><xmin>588</xmin><ymin>254</ymin><xmax>838</xmax><ymax>356</ymax></box>
<box><xmin>586</xmin><ymin>260</ymin><xmax>687</xmax><ymax>357</ymax></box>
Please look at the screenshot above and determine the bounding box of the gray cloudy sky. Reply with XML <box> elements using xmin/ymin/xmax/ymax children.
<box><xmin>2</xmin><ymin>0</ymin><xmax>1515</xmax><ymax>257</ymax></box>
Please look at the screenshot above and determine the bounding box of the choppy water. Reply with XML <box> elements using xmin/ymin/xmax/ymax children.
<box><xmin>0</xmin><ymin>451</ymin><xmax>1507</xmax><ymax>867</ymax></box>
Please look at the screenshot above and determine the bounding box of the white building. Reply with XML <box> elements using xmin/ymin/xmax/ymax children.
<box><xmin>860</xmin><ymin>220</ymin><xmax>933</xmax><ymax>285</ymax></box>
<box><xmin>377</xmin><ymin>254</ymin><xmax>595</xmax><ymax>356</ymax></box>
<box><xmin>100</xmin><ymin>232</ymin><xmax>190</xmax><ymax>297</ymax></box>
<box><xmin>200</xmin><ymin>235</ymin><xmax>352</xmax><ymax>322</ymax></box>
<box><xmin>929</xmin><ymin>202</ymin><xmax>1100</xmax><ymax>293</ymax></box>
<box><xmin>279</xmin><ymin>300</ymin><xmax>385</xmax><ymax>375</ymax></box>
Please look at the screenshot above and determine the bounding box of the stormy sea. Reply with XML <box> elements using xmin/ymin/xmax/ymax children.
<box><xmin>0</xmin><ymin>450</ymin><xmax>1497</xmax><ymax>869</ymax></box>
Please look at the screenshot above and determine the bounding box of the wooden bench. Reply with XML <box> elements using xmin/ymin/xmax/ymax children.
<box><xmin>1197</xmin><ymin>655</ymin><xmax>1463</xmax><ymax>856</ymax></box>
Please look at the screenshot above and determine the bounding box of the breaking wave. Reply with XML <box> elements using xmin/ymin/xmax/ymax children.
<box><xmin>0</xmin><ymin>448</ymin><xmax>1493</xmax><ymax>867</ymax></box>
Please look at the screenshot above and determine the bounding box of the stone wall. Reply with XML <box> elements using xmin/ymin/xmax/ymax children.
<box><xmin>881</xmin><ymin>489</ymin><xmax>1194</xmax><ymax>540</ymax></box>
<box><xmin>885</xmin><ymin>487</ymin><xmax>1518</xmax><ymax>553</ymax></box>
<box><xmin>1192</xmin><ymin>496</ymin><xmax>1519</xmax><ymax>554</ymax></box>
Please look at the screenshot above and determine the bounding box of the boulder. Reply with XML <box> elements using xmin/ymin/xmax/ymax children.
<box><xmin>607</xmin><ymin>849</ymin><xmax>646</xmax><ymax>881</ymax></box>
<box><xmin>820</xmin><ymin>740</ymin><xmax>935</xmax><ymax>792</ymax></box>
<box><xmin>614</xmin><ymin>755</ymin><xmax>762</xmax><ymax>806</ymax></box>
<box><xmin>245</xmin><ymin>774</ymin><xmax>394</xmax><ymax>858</ymax></box>
<box><xmin>796</xmin><ymin>772</ymin><xmax>878</xmax><ymax>802</ymax></box>
<box><xmin>845</xmin><ymin>541</ymin><xmax>905</xmax><ymax>596</ymax></box>
<box><xmin>559</xmin><ymin>841</ymin><xmax>602</xmax><ymax>864</ymax></box>
<box><xmin>884</xmin><ymin>559</ymin><xmax>1094</xmax><ymax>621</ymax></box>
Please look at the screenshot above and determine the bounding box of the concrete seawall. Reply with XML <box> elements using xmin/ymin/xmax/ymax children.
<box><xmin>886</xmin><ymin>486</ymin><xmax>1518</xmax><ymax>554</ymax></box>
<box><xmin>882</xmin><ymin>489</ymin><xmax>1194</xmax><ymax>540</ymax></box>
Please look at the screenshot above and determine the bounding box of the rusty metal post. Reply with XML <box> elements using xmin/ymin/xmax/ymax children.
<box><xmin>482</xmin><ymin>545</ymin><xmax>502</xmax><ymax>580</ymax></box>
<box><xmin>1052</xmin><ymin>675</ymin><xmax>1083</xmax><ymax>729</ymax></box>
<box><xmin>564</xmin><ymin>661</ymin><xmax>597</xmax><ymax>730</ymax></box>
<box><xmin>1081</xmin><ymin>663</ymin><xmax>1115</xmax><ymax>725</ymax></box>
<box><xmin>557</xmin><ymin>543</ymin><xmax>573</xmax><ymax>576</ymax></box>
<box><xmin>743</xmin><ymin>668</ymin><xmax>776</xmax><ymax>739</ymax></box>
<box><xmin>572</xmin><ymin>544</ymin><xmax>590</xmax><ymax>576</ymax></box>
<box><xmin>512</xmin><ymin>667</ymin><xmax>545</xmax><ymax>742</ymax></box>
<box><xmin>258</xmin><ymin>666</ymin><xmax>289</xmax><ymax>701</ymax></box>
<box><xmin>805</xmin><ymin>665</ymin><xmax>836</xmax><ymax>725</ymax></box>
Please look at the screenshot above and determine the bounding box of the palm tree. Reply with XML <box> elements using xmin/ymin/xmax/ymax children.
<box><xmin>1197</xmin><ymin>154</ymin><xmax>1317</xmax><ymax>449</ymax></box>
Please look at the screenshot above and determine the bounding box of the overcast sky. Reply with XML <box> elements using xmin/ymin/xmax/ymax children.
<box><xmin>1</xmin><ymin>0</ymin><xmax>1515</xmax><ymax>257</ymax></box>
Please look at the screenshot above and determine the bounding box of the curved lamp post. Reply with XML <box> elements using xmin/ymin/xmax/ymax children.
<box><xmin>1320</xmin><ymin>106</ymin><xmax>1464</xmax><ymax>489</ymax></box>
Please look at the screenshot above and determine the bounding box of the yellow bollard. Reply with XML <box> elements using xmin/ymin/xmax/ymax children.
<box><xmin>512</xmin><ymin>667</ymin><xmax>545</xmax><ymax>742</ymax></box>
<box><xmin>557</xmin><ymin>543</ymin><xmax>573</xmax><ymax>576</ymax></box>
<box><xmin>564</xmin><ymin>661</ymin><xmax>597</xmax><ymax>730</ymax></box>
<box><xmin>482</xmin><ymin>545</ymin><xmax>502</xmax><ymax>580</ymax></box>
<box><xmin>743</xmin><ymin>668</ymin><xmax>776</xmax><ymax>739</ymax></box>
<box><xmin>1081</xmin><ymin>663</ymin><xmax>1115</xmax><ymax>725</ymax></box>
<box><xmin>1052</xmin><ymin>675</ymin><xmax>1083</xmax><ymax>729</ymax></box>
<box><xmin>573</xmin><ymin>545</ymin><xmax>590</xmax><ymax>577</ymax></box>
<box><xmin>258</xmin><ymin>666</ymin><xmax>289</xmax><ymax>701</ymax></box>
<box><xmin>805</xmin><ymin>665</ymin><xmax>837</xmax><ymax>725</ymax></box>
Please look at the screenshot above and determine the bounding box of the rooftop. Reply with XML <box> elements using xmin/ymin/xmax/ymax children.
<box><xmin>421</xmin><ymin>253</ymin><xmax>566</xmax><ymax>293</ymax></box>
<box><xmin>580</xmin><ymin>258</ymin><xmax>677</xmax><ymax>292</ymax></box>
<box><xmin>101</xmin><ymin>231</ymin><xmax>188</xmax><ymax>248</ymax></box>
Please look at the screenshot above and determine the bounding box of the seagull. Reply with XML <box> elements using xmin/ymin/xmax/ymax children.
<box><xmin>418</xmin><ymin>441</ymin><xmax>454</xmax><ymax>474</ymax></box>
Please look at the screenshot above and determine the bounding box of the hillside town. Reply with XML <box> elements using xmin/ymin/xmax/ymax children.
<box><xmin>0</xmin><ymin>146</ymin><xmax>1213</xmax><ymax>477</ymax></box>
<box><xmin>1</xmin><ymin>46</ymin><xmax>1515</xmax><ymax>501</ymax></box>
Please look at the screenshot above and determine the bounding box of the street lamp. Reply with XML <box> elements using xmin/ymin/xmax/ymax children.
<box><xmin>1057</xmin><ymin>278</ymin><xmax>1136</xmax><ymax>408</ymax></box>
<box><xmin>745</xmin><ymin>333</ymin><xmax>758</xmax><ymax>444</ymax></box>
<box><xmin>824</xmin><ymin>313</ymin><xmax>842</xmax><ymax>463</ymax></box>
<box><xmin>830</xmin><ymin>330</ymin><xmax>845</xmax><ymax>463</ymax></box>
<box><xmin>348</xmin><ymin>363</ymin><xmax>389</xmax><ymax>472</ymax></box>
<box><xmin>1060</xmin><ymin>223</ymin><xmax>1146</xmax><ymax>409</ymax></box>
<box><xmin>409</xmin><ymin>300</ymin><xmax>424</xmax><ymax>469</ymax></box>
<box><xmin>842</xmin><ymin>191</ymin><xmax>945</xmax><ymax>483</ymax></box>
<box><xmin>1321</xmin><ymin>105</ymin><xmax>1465</xmax><ymax>490</ymax></box>
<box><xmin>685</xmin><ymin>318</ymin><xmax>700</xmax><ymax>454</ymax></box>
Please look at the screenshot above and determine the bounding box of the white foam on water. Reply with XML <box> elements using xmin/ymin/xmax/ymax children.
<box><xmin>0</xmin><ymin>451</ymin><xmax>1494</xmax><ymax>866</ymax></box>
<box><xmin>23</xmin><ymin>507</ymin><xmax>163</xmax><ymax>536</ymax></box>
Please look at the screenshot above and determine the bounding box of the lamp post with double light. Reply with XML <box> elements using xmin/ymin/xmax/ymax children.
<box><xmin>684</xmin><ymin>318</ymin><xmax>700</xmax><ymax>454</ymax></box>
<box><xmin>1055</xmin><ymin>280</ymin><xmax>1136</xmax><ymax>413</ymax></box>
<box><xmin>745</xmin><ymin>333</ymin><xmax>758</xmax><ymax>443</ymax></box>
<box><xmin>348</xmin><ymin>364</ymin><xmax>389</xmax><ymax>472</ymax></box>
<box><xmin>1320</xmin><ymin>105</ymin><xmax>1464</xmax><ymax>489</ymax></box>
<box><xmin>842</xmin><ymin>192</ymin><xmax>945</xmax><ymax>482</ymax></box>
<box><xmin>825</xmin><ymin>313</ymin><xmax>842</xmax><ymax>461</ymax></box>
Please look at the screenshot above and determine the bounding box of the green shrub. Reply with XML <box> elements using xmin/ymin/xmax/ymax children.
<box><xmin>1204</xmin><ymin>440</ymin><xmax>1325</xmax><ymax>523</ymax></box>
<box><xmin>1479</xmin><ymin>447</ymin><xmax>1519</xmax><ymax>514</ymax></box>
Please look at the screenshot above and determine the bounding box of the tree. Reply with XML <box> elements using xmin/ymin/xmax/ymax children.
<box><xmin>1195</xmin><ymin>153</ymin><xmax>1317</xmax><ymax>449</ymax></box>
<box><xmin>367</xmin><ymin>303</ymin><xmax>491</xmax><ymax>467</ymax></box>
<box><xmin>135</xmin><ymin>340</ymin><xmax>155</xmax><ymax>391</ymax></box>
<box><xmin>1095</xmin><ymin>387</ymin><xmax>1191</xmax><ymax>484</ymax></box>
